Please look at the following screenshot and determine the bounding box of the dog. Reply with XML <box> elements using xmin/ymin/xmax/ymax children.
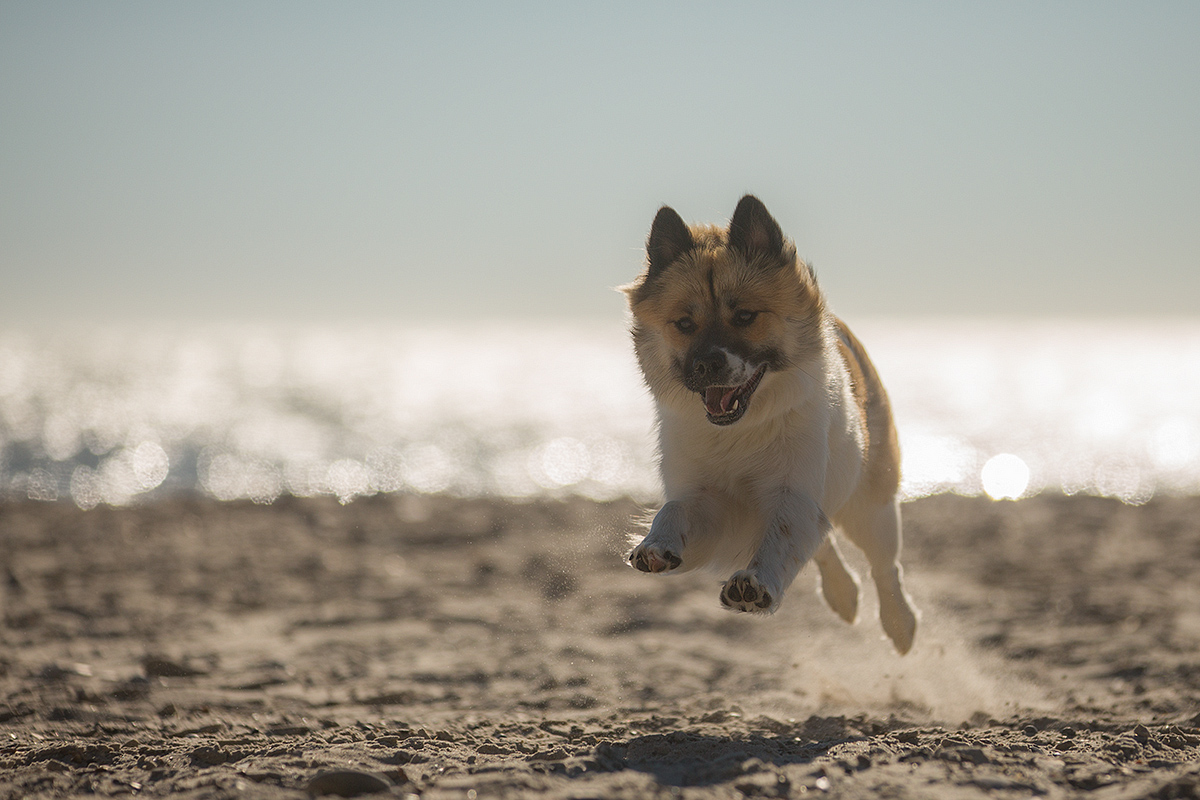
<box><xmin>622</xmin><ymin>195</ymin><xmax>918</xmax><ymax>654</ymax></box>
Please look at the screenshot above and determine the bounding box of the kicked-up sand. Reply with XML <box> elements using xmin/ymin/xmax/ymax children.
<box><xmin>2</xmin><ymin>492</ymin><xmax>1199</xmax><ymax>798</ymax></box>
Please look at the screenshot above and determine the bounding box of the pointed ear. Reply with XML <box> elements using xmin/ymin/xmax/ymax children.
<box><xmin>728</xmin><ymin>194</ymin><xmax>785</xmax><ymax>261</ymax></box>
<box><xmin>646</xmin><ymin>205</ymin><xmax>693</xmax><ymax>277</ymax></box>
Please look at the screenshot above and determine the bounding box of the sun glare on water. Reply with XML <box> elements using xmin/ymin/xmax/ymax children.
<box><xmin>981</xmin><ymin>453</ymin><xmax>1031</xmax><ymax>500</ymax></box>
<box><xmin>3</xmin><ymin>321</ymin><xmax>1200</xmax><ymax>506</ymax></box>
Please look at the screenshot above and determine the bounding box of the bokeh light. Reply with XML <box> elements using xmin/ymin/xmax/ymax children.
<box><xmin>981</xmin><ymin>454</ymin><xmax>1030</xmax><ymax>501</ymax></box>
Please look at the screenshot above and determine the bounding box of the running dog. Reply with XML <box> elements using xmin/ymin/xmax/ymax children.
<box><xmin>623</xmin><ymin>195</ymin><xmax>918</xmax><ymax>654</ymax></box>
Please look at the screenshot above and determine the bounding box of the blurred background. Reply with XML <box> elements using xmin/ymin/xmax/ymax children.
<box><xmin>2</xmin><ymin>1</ymin><xmax>1198</xmax><ymax>506</ymax></box>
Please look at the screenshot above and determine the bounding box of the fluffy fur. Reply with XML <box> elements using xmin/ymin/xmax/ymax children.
<box><xmin>623</xmin><ymin>195</ymin><xmax>918</xmax><ymax>654</ymax></box>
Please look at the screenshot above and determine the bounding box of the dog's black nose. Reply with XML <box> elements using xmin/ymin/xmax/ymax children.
<box><xmin>690</xmin><ymin>350</ymin><xmax>726</xmax><ymax>383</ymax></box>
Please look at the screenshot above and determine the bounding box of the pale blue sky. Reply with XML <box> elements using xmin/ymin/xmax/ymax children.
<box><xmin>2</xmin><ymin>1</ymin><xmax>1198</xmax><ymax>322</ymax></box>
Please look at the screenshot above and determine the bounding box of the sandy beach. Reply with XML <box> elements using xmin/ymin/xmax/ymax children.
<box><xmin>2</xmin><ymin>492</ymin><xmax>1199</xmax><ymax>798</ymax></box>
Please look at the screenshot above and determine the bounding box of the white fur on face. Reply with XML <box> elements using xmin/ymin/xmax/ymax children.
<box><xmin>712</xmin><ymin>348</ymin><xmax>758</xmax><ymax>386</ymax></box>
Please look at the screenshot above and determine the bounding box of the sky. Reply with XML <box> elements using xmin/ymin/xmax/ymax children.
<box><xmin>2</xmin><ymin>1</ymin><xmax>1198</xmax><ymax>323</ymax></box>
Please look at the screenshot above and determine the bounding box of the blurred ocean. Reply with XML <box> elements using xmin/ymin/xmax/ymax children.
<box><xmin>1</xmin><ymin>319</ymin><xmax>1198</xmax><ymax>508</ymax></box>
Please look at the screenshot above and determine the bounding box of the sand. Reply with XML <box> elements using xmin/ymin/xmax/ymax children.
<box><xmin>2</xmin><ymin>492</ymin><xmax>1200</xmax><ymax>799</ymax></box>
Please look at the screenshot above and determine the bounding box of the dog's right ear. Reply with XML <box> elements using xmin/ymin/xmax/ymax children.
<box><xmin>646</xmin><ymin>205</ymin><xmax>693</xmax><ymax>278</ymax></box>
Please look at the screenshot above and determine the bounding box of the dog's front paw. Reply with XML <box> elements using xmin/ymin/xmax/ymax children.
<box><xmin>720</xmin><ymin>570</ymin><xmax>776</xmax><ymax>613</ymax></box>
<box><xmin>629</xmin><ymin>542</ymin><xmax>682</xmax><ymax>574</ymax></box>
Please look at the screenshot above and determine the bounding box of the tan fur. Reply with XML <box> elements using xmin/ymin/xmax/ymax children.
<box><xmin>834</xmin><ymin>319</ymin><xmax>901</xmax><ymax>503</ymax></box>
<box><xmin>624</xmin><ymin>196</ymin><xmax>918</xmax><ymax>654</ymax></box>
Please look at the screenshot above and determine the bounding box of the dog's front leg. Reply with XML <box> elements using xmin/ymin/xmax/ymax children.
<box><xmin>630</xmin><ymin>492</ymin><xmax>723</xmax><ymax>574</ymax></box>
<box><xmin>720</xmin><ymin>491</ymin><xmax>829</xmax><ymax>614</ymax></box>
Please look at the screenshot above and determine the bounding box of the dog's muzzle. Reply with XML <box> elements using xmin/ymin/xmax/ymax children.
<box><xmin>684</xmin><ymin>350</ymin><xmax>767</xmax><ymax>426</ymax></box>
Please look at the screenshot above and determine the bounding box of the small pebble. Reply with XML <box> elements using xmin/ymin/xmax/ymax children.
<box><xmin>305</xmin><ymin>770</ymin><xmax>392</xmax><ymax>797</ymax></box>
<box><xmin>959</xmin><ymin>748</ymin><xmax>990</xmax><ymax>765</ymax></box>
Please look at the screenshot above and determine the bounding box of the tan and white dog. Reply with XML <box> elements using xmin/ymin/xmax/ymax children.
<box><xmin>623</xmin><ymin>195</ymin><xmax>918</xmax><ymax>654</ymax></box>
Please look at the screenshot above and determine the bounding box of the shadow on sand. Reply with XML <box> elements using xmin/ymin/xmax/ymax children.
<box><xmin>590</xmin><ymin>716</ymin><xmax>870</xmax><ymax>787</ymax></box>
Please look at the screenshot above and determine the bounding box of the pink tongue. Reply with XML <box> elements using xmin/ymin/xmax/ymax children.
<box><xmin>704</xmin><ymin>386</ymin><xmax>738</xmax><ymax>415</ymax></box>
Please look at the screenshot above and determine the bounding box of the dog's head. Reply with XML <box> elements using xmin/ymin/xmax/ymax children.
<box><xmin>623</xmin><ymin>195</ymin><xmax>825</xmax><ymax>426</ymax></box>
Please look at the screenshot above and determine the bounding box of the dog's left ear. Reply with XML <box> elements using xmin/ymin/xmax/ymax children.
<box><xmin>728</xmin><ymin>195</ymin><xmax>785</xmax><ymax>261</ymax></box>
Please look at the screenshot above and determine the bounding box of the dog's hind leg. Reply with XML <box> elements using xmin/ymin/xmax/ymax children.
<box><xmin>838</xmin><ymin>497</ymin><xmax>918</xmax><ymax>654</ymax></box>
<box><xmin>814</xmin><ymin>535</ymin><xmax>859</xmax><ymax>624</ymax></box>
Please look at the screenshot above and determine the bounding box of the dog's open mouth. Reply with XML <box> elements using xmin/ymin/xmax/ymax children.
<box><xmin>702</xmin><ymin>365</ymin><xmax>766</xmax><ymax>425</ymax></box>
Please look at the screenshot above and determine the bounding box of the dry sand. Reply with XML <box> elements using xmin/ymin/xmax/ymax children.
<box><xmin>2</xmin><ymin>492</ymin><xmax>1200</xmax><ymax>799</ymax></box>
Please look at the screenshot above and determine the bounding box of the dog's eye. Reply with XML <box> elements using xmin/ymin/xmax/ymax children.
<box><xmin>673</xmin><ymin>317</ymin><xmax>697</xmax><ymax>334</ymax></box>
<box><xmin>732</xmin><ymin>310</ymin><xmax>759</xmax><ymax>327</ymax></box>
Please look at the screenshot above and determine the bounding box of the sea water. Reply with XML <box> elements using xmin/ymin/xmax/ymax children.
<box><xmin>1</xmin><ymin>319</ymin><xmax>1198</xmax><ymax>508</ymax></box>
